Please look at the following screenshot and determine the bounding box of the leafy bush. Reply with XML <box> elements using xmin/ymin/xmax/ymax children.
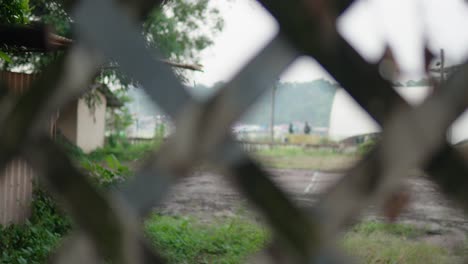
<box><xmin>56</xmin><ymin>129</ymin><xmax>155</xmax><ymax>163</ymax></box>
<box><xmin>88</xmin><ymin>142</ymin><xmax>155</xmax><ymax>162</ymax></box>
<box><xmin>0</xmin><ymin>158</ymin><xmax>128</xmax><ymax>263</ymax></box>
<box><xmin>0</xmin><ymin>189</ymin><xmax>71</xmax><ymax>264</ymax></box>
<box><xmin>56</xmin><ymin>134</ymin><xmax>133</xmax><ymax>187</ymax></box>
<box><xmin>357</xmin><ymin>139</ymin><xmax>376</xmax><ymax>155</ymax></box>
<box><xmin>0</xmin><ymin>137</ymin><xmax>147</xmax><ymax>263</ymax></box>
<box><xmin>106</xmin><ymin>134</ymin><xmax>130</xmax><ymax>149</ymax></box>
<box><xmin>0</xmin><ymin>139</ymin><xmax>133</xmax><ymax>263</ymax></box>
<box><xmin>154</xmin><ymin>124</ymin><xmax>166</xmax><ymax>145</ymax></box>
<box><xmin>55</xmin><ymin>133</ymin><xmax>88</xmax><ymax>163</ymax></box>
<box><xmin>81</xmin><ymin>154</ymin><xmax>131</xmax><ymax>188</ymax></box>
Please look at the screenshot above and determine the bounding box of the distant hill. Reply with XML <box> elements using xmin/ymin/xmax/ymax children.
<box><xmin>241</xmin><ymin>79</ymin><xmax>337</xmax><ymax>127</ymax></box>
<box><xmin>394</xmin><ymin>78</ymin><xmax>430</xmax><ymax>87</ymax></box>
<box><xmin>127</xmin><ymin>79</ymin><xmax>337</xmax><ymax>128</ymax></box>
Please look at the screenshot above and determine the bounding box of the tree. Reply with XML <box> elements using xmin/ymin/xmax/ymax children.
<box><xmin>106</xmin><ymin>90</ymin><xmax>133</xmax><ymax>147</ymax></box>
<box><xmin>288</xmin><ymin>123</ymin><xmax>294</xmax><ymax>134</ymax></box>
<box><xmin>154</xmin><ymin>123</ymin><xmax>166</xmax><ymax>145</ymax></box>
<box><xmin>0</xmin><ymin>0</ymin><xmax>30</xmax><ymax>24</ymax></box>
<box><xmin>1</xmin><ymin>0</ymin><xmax>223</xmax><ymax>80</ymax></box>
<box><xmin>304</xmin><ymin>122</ymin><xmax>311</xmax><ymax>134</ymax></box>
<box><xmin>0</xmin><ymin>0</ymin><xmax>31</xmax><ymax>62</ymax></box>
<box><xmin>144</xmin><ymin>0</ymin><xmax>223</xmax><ymax>64</ymax></box>
<box><xmin>0</xmin><ymin>0</ymin><xmax>71</xmax><ymax>71</ymax></box>
<box><xmin>1</xmin><ymin>0</ymin><xmax>224</xmax><ymax>136</ymax></box>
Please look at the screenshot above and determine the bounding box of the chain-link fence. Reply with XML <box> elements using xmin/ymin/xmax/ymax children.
<box><xmin>1</xmin><ymin>0</ymin><xmax>468</xmax><ymax>263</ymax></box>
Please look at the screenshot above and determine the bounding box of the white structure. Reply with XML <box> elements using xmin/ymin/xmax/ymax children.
<box><xmin>329</xmin><ymin>86</ymin><xmax>468</xmax><ymax>143</ymax></box>
<box><xmin>57</xmin><ymin>85</ymin><xmax>122</xmax><ymax>153</ymax></box>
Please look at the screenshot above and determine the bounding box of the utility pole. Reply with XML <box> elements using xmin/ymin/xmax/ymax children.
<box><xmin>135</xmin><ymin>117</ymin><xmax>140</xmax><ymax>137</ymax></box>
<box><xmin>270</xmin><ymin>81</ymin><xmax>278</xmax><ymax>143</ymax></box>
<box><xmin>440</xmin><ymin>49</ymin><xmax>445</xmax><ymax>85</ymax></box>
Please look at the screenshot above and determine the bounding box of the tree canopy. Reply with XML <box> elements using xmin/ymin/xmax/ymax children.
<box><xmin>127</xmin><ymin>79</ymin><xmax>339</xmax><ymax>128</ymax></box>
<box><xmin>0</xmin><ymin>0</ymin><xmax>224</xmax><ymax>133</ymax></box>
<box><xmin>1</xmin><ymin>0</ymin><xmax>223</xmax><ymax>75</ymax></box>
<box><xmin>144</xmin><ymin>0</ymin><xmax>223</xmax><ymax>63</ymax></box>
<box><xmin>243</xmin><ymin>80</ymin><xmax>338</xmax><ymax>127</ymax></box>
<box><xmin>0</xmin><ymin>0</ymin><xmax>30</xmax><ymax>24</ymax></box>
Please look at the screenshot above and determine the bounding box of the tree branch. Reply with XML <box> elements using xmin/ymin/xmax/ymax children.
<box><xmin>0</xmin><ymin>25</ymin><xmax>203</xmax><ymax>71</ymax></box>
<box><xmin>159</xmin><ymin>59</ymin><xmax>203</xmax><ymax>71</ymax></box>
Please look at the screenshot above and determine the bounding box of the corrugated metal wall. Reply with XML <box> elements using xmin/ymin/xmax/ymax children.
<box><xmin>0</xmin><ymin>71</ymin><xmax>38</xmax><ymax>225</ymax></box>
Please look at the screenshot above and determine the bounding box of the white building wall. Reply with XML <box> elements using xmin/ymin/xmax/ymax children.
<box><xmin>76</xmin><ymin>94</ymin><xmax>107</xmax><ymax>153</ymax></box>
<box><xmin>57</xmin><ymin>100</ymin><xmax>78</xmax><ymax>144</ymax></box>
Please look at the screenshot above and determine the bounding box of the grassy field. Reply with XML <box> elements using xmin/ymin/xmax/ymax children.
<box><xmin>144</xmin><ymin>214</ymin><xmax>269</xmax><ymax>264</ymax></box>
<box><xmin>342</xmin><ymin>221</ymin><xmax>461</xmax><ymax>264</ymax></box>
<box><xmin>253</xmin><ymin>146</ymin><xmax>359</xmax><ymax>171</ymax></box>
<box><xmin>143</xmin><ymin>215</ymin><xmax>463</xmax><ymax>264</ymax></box>
<box><xmin>52</xmin><ymin>140</ymin><xmax>465</xmax><ymax>263</ymax></box>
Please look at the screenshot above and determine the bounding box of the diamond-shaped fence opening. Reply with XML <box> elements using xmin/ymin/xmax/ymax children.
<box><xmin>1</xmin><ymin>0</ymin><xmax>468</xmax><ymax>263</ymax></box>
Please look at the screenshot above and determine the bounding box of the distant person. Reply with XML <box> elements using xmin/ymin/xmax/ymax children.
<box><xmin>304</xmin><ymin>122</ymin><xmax>311</xmax><ymax>134</ymax></box>
<box><xmin>288</xmin><ymin>123</ymin><xmax>294</xmax><ymax>134</ymax></box>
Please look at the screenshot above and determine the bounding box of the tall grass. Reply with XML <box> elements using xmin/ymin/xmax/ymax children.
<box><xmin>144</xmin><ymin>215</ymin><xmax>269</xmax><ymax>264</ymax></box>
<box><xmin>342</xmin><ymin>221</ymin><xmax>456</xmax><ymax>264</ymax></box>
<box><xmin>144</xmin><ymin>217</ymin><xmax>459</xmax><ymax>264</ymax></box>
<box><xmin>87</xmin><ymin>142</ymin><xmax>156</xmax><ymax>162</ymax></box>
<box><xmin>254</xmin><ymin>146</ymin><xmax>358</xmax><ymax>170</ymax></box>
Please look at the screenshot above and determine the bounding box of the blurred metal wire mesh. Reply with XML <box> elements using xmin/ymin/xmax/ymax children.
<box><xmin>1</xmin><ymin>0</ymin><xmax>468</xmax><ymax>263</ymax></box>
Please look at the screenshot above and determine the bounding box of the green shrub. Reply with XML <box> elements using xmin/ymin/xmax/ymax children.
<box><xmin>0</xmin><ymin>189</ymin><xmax>71</xmax><ymax>264</ymax></box>
<box><xmin>357</xmin><ymin>139</ymin><xmax>376</xmax><ymax>155</ymax></box>
<box><xmin>145</xmin><ymin>215</ymin><xmax>269</xmax><ymax>263</ymax></box>
<box><xmin>106</xmin><ymin>134</ymin><xmax>129</xmax><ymax>148</ymax></box>
<box><xmin>55</xmin><ymin>133</ymin><xmax>88</xmax><ymax>162</ymax></box>
<box><xmin>0</xmin><ymin>140</ymin><xmax>136</xmax><ymax>263</ymax></box>
<box><xmin>0</xmin><ymin>158</ymin><xmax>129</xmax><ymax>263</ymax></box>
<box><xmin>57</xmin><ymin>130</ymin><xmax>155</xmax><ymax>163</ymax></box>
<box><xmin>154</xmin><ymin>124</ymin><xmax>166</xmax><ymax>145</ymax></box>
<box><xmin>81</xmin><ymin>154</ymin><xmax>131</xmax><ymax>188</ymax></box>
<box><xmin>88</xmin><ymin>142</ymin><xmax>155</xmax><ymax>162</ymax></box>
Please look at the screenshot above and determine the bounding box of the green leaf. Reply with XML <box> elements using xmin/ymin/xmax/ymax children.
<box><xmin>0</xmin><ymin>51</ymin><xmax>12</xmax><ymax>63</ymax></box>
<box><xmin>18</xmin><ymin>256</ymin><xmax>27</xmax><ymax>264</ymax></box>
<box><xmin>105</xmin><ymin>154</ymin><xmax>120</xmax><ymax>170</ymax></box>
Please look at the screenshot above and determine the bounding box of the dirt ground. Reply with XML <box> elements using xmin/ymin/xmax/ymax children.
<box><xmin>156</xmin><ymin>168</ymin><xmax>468</xmax><ymax>250</ymax></box>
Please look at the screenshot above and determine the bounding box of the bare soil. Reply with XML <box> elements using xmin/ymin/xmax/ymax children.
<box><xmin>156</xmin><ymin>168</ymin><xmax>468</xmax><ymax>251</ymax></box>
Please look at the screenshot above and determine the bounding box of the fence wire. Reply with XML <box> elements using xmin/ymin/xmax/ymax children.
<box><xmin>1</xmin><ymin>0</ymin><xmax>468</xmax><ymax>263</ymax></box>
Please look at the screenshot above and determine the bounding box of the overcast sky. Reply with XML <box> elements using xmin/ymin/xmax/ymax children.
<box><xmin>190</xmin><ymin>0</ymin><xmax>468</xmax><ymax>86</ymax></box>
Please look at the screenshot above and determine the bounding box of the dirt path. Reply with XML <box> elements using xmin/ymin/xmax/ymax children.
<box><xmin>158</xmin><ymin>168</ymin><xmax>467</xmax><ymax>230</ymax></box>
